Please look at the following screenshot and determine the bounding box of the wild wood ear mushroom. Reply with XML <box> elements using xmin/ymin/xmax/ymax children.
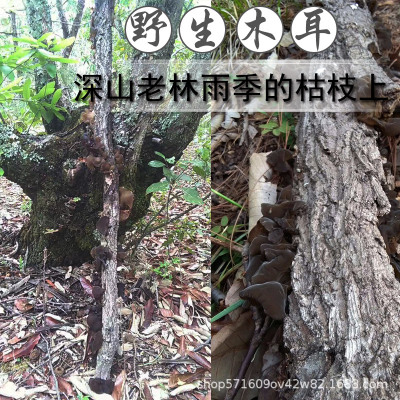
<box><xmin>266</xmin><ymin>149</ymin><xmax>293</xmax><ymax>174</ymax></box>
<box><xmin>259</xmin><ymin>217</ymin><xmax>277</xmax><ymax>231</ymax></box>
<box><xmin>249</xmin><ymin>235</ymin><xmax>271</xmax><ymax>256</ymax></box>
<box><xmin>251</xmin><ymin>250</ymin><xmax>295</xmax><ymax>285</ymax></box>
<box><xmin>277</xmin><ymin>185</ymin><xmax>293</xmax><ymax>203</ymax></box>
<box><xmin>248</xmin><ymin>217</ymin><xmax>277</xmax><ymax>243</ymax></box>
<box><xmin>96</xmin><ymin>216</ymin><xmax>110</xmax><ymax>236</ymax></box>
<box><xmin>239</xmin><ymin>282</ymin><xmax>288</xmax><ymax>320</ymax></box>
<box><xmin>225</xmin><ymin>148</ymin><xmax>301</xmax><ymax>398</ymax></box>
<box><xmin>245</xmin><ymin>254</ymin><xmax>264</xmax><ymax>283</ymax></box>
<box><xmin>261</xmin><ymin>202</ymin><xmax>294</xmax><ymax>218</ymax></box>
<box><xmin>89</xmin><ymin>377</ymin><xmax>114</xmax><ymax>395</ymax></box>
<box><xmin>87</xmin><ymin>310</ymin><xmax>102</xmax><ymax>332</ymax></box>
<box><xmin>260</xmin><ymin>243</ymin><xmax>296</xmax><ymax>260</ymax></box>
<box><xmin>267</xmin><ymin>228</ymin><xmax>284</xmax><ymax>244</ymax></box>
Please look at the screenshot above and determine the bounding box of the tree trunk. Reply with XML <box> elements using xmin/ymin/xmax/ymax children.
<box><xmin>91</xmin><ymin>0</ymin><xmax>119</xmax><ymax>380</ymax></box>
<box><xmin>0</xmin><ymin>107</ymin><xmax>202</xmax><ymax>267</ymax></box>
<box><xmin>0</xmin><ymin>0</ymin><xmax>205</xmax><ymax>268</ymax></box>
<box><xmin>284</xmin><ymin>1</ymin><xmax>400</xmax><ymax>398</ymax></box>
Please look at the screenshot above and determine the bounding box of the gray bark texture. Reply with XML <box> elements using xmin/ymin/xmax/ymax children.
<box><xmin>284</xmin><ymin>0</ymin><xmax>400</xmax><ymax>399</ymax></box>
<box><xmin>92</xmin><ymin>0</ymin><xmax>118</xmax><ymax>380</ymax></box>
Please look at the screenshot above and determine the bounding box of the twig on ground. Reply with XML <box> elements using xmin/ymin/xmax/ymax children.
<box><xmin>42</xmin><ymin>333</ymin><xmax>61</xmax><ymax>400</ymax></box>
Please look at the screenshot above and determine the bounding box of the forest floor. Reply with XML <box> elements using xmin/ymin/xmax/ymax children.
<box><xmin>0</xmin><ymin>142</ymin><xmax>211</xmax><ymax>400</ymax></box>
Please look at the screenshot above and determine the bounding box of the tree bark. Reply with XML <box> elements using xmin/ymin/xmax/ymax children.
<box><xmin>284</xmin><ymin>1</ymin><xmax>400</xmax><ymax>399</ymax></box>
<box><xmin>91</xmin><ymin>0</ymin><xmax>119</xmax><ymax>380</ymax></box>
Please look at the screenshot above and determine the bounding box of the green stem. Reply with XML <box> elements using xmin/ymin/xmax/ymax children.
<box><xmin>211</xmin><ymin>188</ymin><xmax>244</xmax><ymax>210</ymax></box>
<box><xmin>211</xmin><ymin>299</ymin><xmax>245</xmax><ymax>323</ymax></box>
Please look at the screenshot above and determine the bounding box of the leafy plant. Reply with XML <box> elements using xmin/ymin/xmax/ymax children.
<box><xmin>0</xmin><ymin>33</ymin><xmax>77</xmax><ymax>129</ymax></box>
<box><xmin>146</xmin><ymin>151</ymin><xmax>204</xmax><ymax>206</ymax></box>
<box><xmin>20</xmin><ymin>198</ymin><xmax>32</xmax><ymax>214</ymax></box>
<box><xmin>77</xmin><ymin>392</ymin><xmax>91</xmax><ymax>400</ymax></box>
<box><xmin>259</xmin><ymin>112</ymin><xmax>296</xmax><ymax>148</ymax></box>
<box><xmin>153</xmin><ymin>257</ymin><xmax>180</xmax><ymax>280</ymax></box>
<box><xmin>18</xmin><ymin>255</ymin><xmax>24</xmax><ymax>272</ymax></box>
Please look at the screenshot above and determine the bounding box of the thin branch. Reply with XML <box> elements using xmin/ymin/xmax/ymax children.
<box><xmin>0</xmin><ymin>109</ymin><xmax>6</xmax><ymax>125</ymax></box>
<box><xmin>42</xmin><ymin>334</ymin><xmax>61</xmax><ymax>400</ymax></box>
<box><xmin>210</xmin><ymin>236</ymin><xmax>243</xmax><ymax>253</ymax></box>
<box><xmin>63</xmin><ymin>0</ymin><xmax>85</xmax><ymax>58</ymax></box>
<box><xmin>55</xmin><ymin>0</ymin><xmax>69</xmax><ymax>38</ymax></box>
<box><xmin>132</xmin><ymin>192</ymin><xmax>211</xmax><ymax>254</ymax></box>
<box><xmin>225</xmin><ymin>316</ymin><xmax>274</xmax><ymax>400</ymax></box>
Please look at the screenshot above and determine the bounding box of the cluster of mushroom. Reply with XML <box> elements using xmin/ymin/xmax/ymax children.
<box><xmin>240</xmin><ymin>149</ymin><xmax>304</xmax><ymax>321</ymax></box>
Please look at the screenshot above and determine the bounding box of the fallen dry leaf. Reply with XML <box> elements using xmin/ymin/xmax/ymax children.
<box><xmin>80</xmin><ymin>277</ymin><xmax>93</xmax><ymax>297</ymax></box>
<box><xmin>14</xmin><ymin>299</ymin><xmax>33</xmax><ymax>313</ymax></box>
<box><xmin>2</xmin><ymin>334</ymin><xmax>40</xmax><ymax>362</ymax></box>
<box><xmin>187</xmin><ymin>351</ymin><xmax>211</xmax><ymax>371</ymax></box>
<box><xmin>112</xmin><ymin>370</ymin><xmax>126</xmax><ymax>400</ymax></box>
<box><xmin>50</xmin><ymin>376</ymin><xmax>73</xmax><ymax>396</ymax></box>
<box><xmin>0</xmin><ymin>381</ymin><xmax>48</xmax><ymax>399</ymax></box>
<box><xmin>168</xmin><ymin>368</ymin><xmax>206</xmax><ymax>388</ymax></box>
<box><xmin>143</xmin><ymin>380</ymin><xmax>154</xmax><ymax>400</ymax></box>
<box><xmin>159</xmin><ymin>309</ymin><xmax>173</xmax><ymax>318</ymax></box>
<box><xmin>142</xmin><ymin>298</ymin><xmax>155</xmax><ymax>329</ymax></box>
<box><xmin>169</xmin><ymin>381</ymin><xmax>200</xmax><ymax>396</ymax></box>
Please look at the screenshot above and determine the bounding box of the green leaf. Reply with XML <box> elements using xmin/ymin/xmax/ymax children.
<box><xmin>211</xmin><ymin>300</ymin><xmax>245</xmax><ymax>323</ymax></box>
<box><xmin>182</xmin><ymin>187</ymin><xmax>203</xmax><ymax>205</ymax></box>
<box><xmin>163</xmin><ymin>167</ymin><xmax>176</xmax><ymax>182</ymax></box>
<box><xmin>53</xmin><ymin>110</ymin><xmax>65</xmax><ymax>120</ymax></box>
<box><xmin>221</xmin><ymin>216</ymin><xmax>229</xmax><ymax>227</ymax></box>
<box><xmin>146</xmin><ymin>181</ymin><xmax>169</xmax><ymax>194</ymax></box>
<box><xmin>38</xmin><ymin>32</ymin><xmax>55</xmax><ymax>43</ymax></box>
<box><xmin>16</xmin><ymin>50</ymin><xmax>36</xmax><ymax>64</ymax></box>
<box><xmin>0</xmin><ymin>168</ymin><xmax>4</xmax><ymax>176</ymax></box>
<box><xmin>259</xmin><ymin>121</ymin><xmax>278</xmax><ymax>130</ymax></box>
<box><xmin>51</xmin><ymin>88</ymin><xmax>62</xmax><ymax>105</ymax></box>
<box><xmin>211</xmin><ymin>188</ymin><xmax>244</xmax><ymax>210</ymax></box>
<box><xmin>272</xmin><ymin>128</ymin><xmax>281</xmax><ymax>136</ymax></box>
<box><xmin>38</xmin><ymin>105</ymin><xmax>53</xmax><ymax>123</ymax></box>
<box><xmin>0</xmin><ymin>76</ymin><xmax>23</xmax><ymax>92</ymax></box>
<box><xmin>154</xmin><ymin>151</ymin><xmax>166</xmax><ymax>160</ymax></box>
<box><xmin>50</xmin><ymin>57</ymin><xmax>78</xmax><ymax>64</ymax></box>
<box><xmin>165</xmin><ymin>156</ymin><xmax>175</xmax><ymax>164</ymax></box>
<box><xmin>279</xmin><ymin>120</ymin><xmax>290</xmax><ymax>132</ymax></box>
<box><xmin>0</xmin><ymin>65</ymin><xmax>14</xmax><ymax>81</ymax></box>
<box><xmin>45</xmin><ymin>63</ymin><xmax>57</xmax><ymax>78</ymax></box>
<box><xmin>37</xmin><ymin>49</ymin><xmax>78</xmax><ymax>63</ymax></box>
<box><xmin>50</xmin><ymin>37</ymin><xmax>75</xmax><ymax>52</ymax></box>
<box><xmin>178</xmin><ymin>174</ymin><xmax>192</xmax><ymax>182</ymax></box>
<box><xmin>32</xmin><ymin>81</ymin><xmax>55</xmax><ymax>100</ymax></box>
<box><xmin>37</xmin><ymin>48</ymin><xmax>57</xmax><ymax>59</ymax></box>
<box><xmin>193</xmin><ymin>165</ymin><xmax>206</xmax><ymax>178</ymax></box>
<box><xmin>13</xmin><ymin>37</ymin><xmax>40</xmax><ymax>46</ymax></box>
<box><xmin>211</xmin><ymin>225</ymin><xmax>221</xmax><ymax>234</ymax></box>
<box><xmin>28</xmin><ymin>102</ymin><xmax>38</xmax><ymax>115</ymax></box>
<box><xmin>148</xmin><ymin>160</ymin><xmax>165</xmax><ymax>168</ymax></box>
<box><xmin>22</xmin><ymin>78</ymin><xmax>31</xmax><ymax>100</ymax></box>
<box><xmin>227</xmin><ymin>226</ymin><xmax>236</xmax><ymax>234</ymax></box>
